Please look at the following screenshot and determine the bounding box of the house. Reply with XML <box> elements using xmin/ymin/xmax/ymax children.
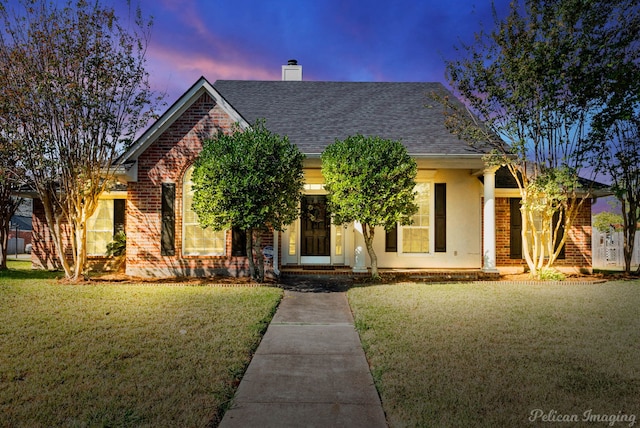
<box><xmin>8</xmin><ymin>199</ymin><xmax>33</xmax><ymax>254</ymax></box>
<box><xmin>32</xmin><ymin>61</ymin><xmax>594</xmax><ymax>277</ymax></box>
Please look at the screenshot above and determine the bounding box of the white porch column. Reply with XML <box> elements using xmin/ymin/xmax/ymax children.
<box><xmin>483</xmin><ymin>167</ymin><xmax>499</xmax><ymax>273</ymax></box>
<box><xmin>352</xmin><ymin>221</ymin><xmax>368</xmax><ymax>273</ymax></box>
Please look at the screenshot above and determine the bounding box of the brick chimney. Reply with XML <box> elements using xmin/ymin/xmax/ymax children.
<box><xmin>282</xmin><ymin>59</ymin><xmax>302</xmax><ymax>81</ymax></box>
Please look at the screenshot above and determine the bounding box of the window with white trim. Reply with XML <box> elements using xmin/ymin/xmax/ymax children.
<box><xmin>401</xmin><ymin>182</ymin><xmax>431</xmax><ymax>253</ymax></box>
<box><xmin>288</xmin><ymin>219</ymin><xmax>298</xmax><ymax>256</ymax></box>
<box><xmin>182</xmin><ymin>166</ymin><xmax>226</xmax><ymax>256</ymax></box>
<box><xmin>86</xmin><ymin>199</ymin><xmax>125</xmax><ymax>256</ymax></box>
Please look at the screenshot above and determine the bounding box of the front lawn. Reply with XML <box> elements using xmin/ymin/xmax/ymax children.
<box><xmin>0</xmin><ymin>262</ymin><xmax>282</xmax><ymax>427</ymax></box>
<box><xmin>348</xmin><ymin>281</ymin><xmax>640</xmax><ymax>427</ymax></box>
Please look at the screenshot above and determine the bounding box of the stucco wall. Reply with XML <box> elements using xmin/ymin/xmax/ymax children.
<box><xmin>372</xmin><ymin>169</ymin><xmax>483</xmax><ymax>269</ymax></box>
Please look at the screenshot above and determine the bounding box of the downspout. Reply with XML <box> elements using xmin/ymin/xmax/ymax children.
<box><xmin>273</xmin><ymin>229</ymin><xmax>280</xmax><ymax>276</ymax></box>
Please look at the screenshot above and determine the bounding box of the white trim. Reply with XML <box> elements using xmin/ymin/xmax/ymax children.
<box><xmin>352</xmin><ymin>222</ymin><xmax>367</xmax><ymax>273</ymax></box>
<box><xmin>332</xmin><ymin>223</ymin><xmax>345</xmax><ymax>264</ymax></box>
<box><xmin>300</xmin><ymin>256</ymin><xmax>331</xmax><ymax>265</ymax></box>
<box><xmin>482</xmin><ymin>168</ymin><xmax>499</xmax><ymax>273</ymax></box>
<box><xmin>282</xmin><ymin>219</ymin><xmax>298</xmax><ymax>265</ymax></box>
<box><xmin>398</xmin><ymin>181</ymin><xmax>434</xmax><ymax>256</ymax></box>
<box><xmin>97</xmin><ymin>191</ymin><xmax>127</xmax><ymax>200</ymax></box>
<box><xmin>496</xmin><ymin>189</ymin><xmax>522</xmax><ymax>198</ymax></box>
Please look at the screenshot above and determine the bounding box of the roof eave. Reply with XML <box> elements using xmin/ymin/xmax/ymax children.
<box><xmin>303</xmin><ymin>152</ymin><xmax>488</xmax><ymax>170</ymax></box>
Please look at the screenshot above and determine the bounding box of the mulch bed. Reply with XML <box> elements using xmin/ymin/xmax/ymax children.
<box><xmin>85</xmin><ymin>270</ymin><xmax>639</xmax><ymax>289</ymax></box>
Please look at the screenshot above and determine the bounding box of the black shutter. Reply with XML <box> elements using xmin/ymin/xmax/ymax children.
<box><xmin>385</xmin><ymin>225</ymin><xmax>398</xmax><ymax>252</ymax></box>
<box><xmin>114</xmin><ymin>199</ymin><xmax>125</xmax><ymax>235</ymax></box>
<box><xmin>161</xmin><ymin>183</ymin><xmax>175</xmax><ymax>256</ymax></box>
<box><xmin>510</xmin><ymin>198</ymin><xmax>523</xmax><ymax>259</ymax></box>
<box><xmin>434</xmin><ymin>183</ymin><xmax>446</xmax><ymax>252</ymax></box>
<box><xmin>553</xmin><ymin>209</ymin><xmax>566</xmax><ymax>259</ymax></box>
<box><xmin>232</xmin><ymin>227</ymin><xmax>247</xmax><ymax>256</ymax></box>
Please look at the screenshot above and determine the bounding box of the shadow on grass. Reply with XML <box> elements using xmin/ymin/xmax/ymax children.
<box><xmin>279</xmin><ymin>274</ymin><xmax>355</xmax><ymax>292</ymax></box>
<box><xmin>1</xmin><ymin>260</ymin><xmax>62</xmax><ymax>281</ymax></box>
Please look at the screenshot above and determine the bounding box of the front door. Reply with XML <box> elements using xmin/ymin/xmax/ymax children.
<box><xmin>301</xmin><ymin>195</ymin><xmax>330</xmax><ymax>259</ymax></box>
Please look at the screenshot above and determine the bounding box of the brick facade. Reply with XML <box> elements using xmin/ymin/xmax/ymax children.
<box><xmin>495</xmin><ymin>197</ymin><xmax>592</xmax><ymax>271</ymax></box>
<box><xmin>31</xmin><ymin>199</ymin><xmax>71</xmax><ymax>270</ymax></box>
<box><xmin>30</xmin><ymin>93</ymin><xmax>275</xmax><ymax>278</ymax></box>
<box><xmin>125</xmin><ymin>92</ymin><xmax>273</xmax><ymax>278</ymax></box>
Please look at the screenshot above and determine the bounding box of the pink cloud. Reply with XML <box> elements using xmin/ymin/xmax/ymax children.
<box><xmin>149</xmin><ymin>44</ymin><xmax>279</xmax><ymax>80</ymax></box>
<box><xmin>141</xmin><ymin>0</ymin><xmax>283</xmax><ymax>101</ymax></box>
<box><xmin>146</xmin><ymin>43</ymin><xmax>281</xmax><ymax>103</ymax></box>
<box><xmin>151</xmin><ymin>0</ymin><xmax>238</xmax><ymax>60</ymax></box>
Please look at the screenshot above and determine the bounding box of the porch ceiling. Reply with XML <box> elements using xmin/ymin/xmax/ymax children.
<box><xmin>303</xmin><ymin>155</ymin><xmax>486</xmax><ymax>170</ymax></box>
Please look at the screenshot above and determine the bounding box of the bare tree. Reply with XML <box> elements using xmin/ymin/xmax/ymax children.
<box><xmin>595</xmin><ymin>117</ymin><xmax>640</xmax><ymax>275</ymax></box>
<box><xmin>0</xmin><ymin>136</ymin><xmax>23</xmax><ymax>269</ymax></box>
<box><xmin>0</xmin><ymin>0</ymin><xmax>161</xmax><ymax>280</ymax></box>
<box><xmin>439</xmin><ymin>0</ymin><xmax>640</xmax><ymax>278</ymax></box>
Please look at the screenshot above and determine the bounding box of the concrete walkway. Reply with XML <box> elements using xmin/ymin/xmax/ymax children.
<box><xmin>219</xmin><ymin>290</ymin><xmax>387</xmax><ymax>428</ymax></box>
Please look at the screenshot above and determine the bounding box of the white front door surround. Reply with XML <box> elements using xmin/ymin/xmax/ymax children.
<box><xmin>352</xmin><ymin>221</ymin><xmax>368</xmax><ymax>273</ymax></box>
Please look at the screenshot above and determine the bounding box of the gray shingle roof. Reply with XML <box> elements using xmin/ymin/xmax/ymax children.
<box><xmin>212</xmin><ymin>80</ymin><xmax>489</xmax><ymax>157</ymax></box>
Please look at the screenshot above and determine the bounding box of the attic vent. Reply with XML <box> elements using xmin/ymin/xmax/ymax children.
<box><xmin>282</xmin><ymin>59</ymin><xmax>302</xmax><ymax>81</ymax></box>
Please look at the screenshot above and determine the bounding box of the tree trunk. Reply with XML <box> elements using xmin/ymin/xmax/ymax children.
<box><xmin>620</xmin><ymin>196</ymin><xmax>638</xmax><ymax>275</ymax></box>
<box><xmin>73</xmin><ymin>219</ymin><xmax>87</xmax><ymax>281</ymax></box>
<box><xmin>362</xmin><ymin>224</ymin><xmax>378</xmax><ymax>278</ymax></box>
<box><xmin>624</xmin><ymin>228</ymin><xmax>635</xmax><ymax>274</ymax></box>
<box><xmin>245</xmin><ymin>228</ymin><xmax>256</xmax><ymax>280</ymax></box>
<box><xmin>521</xmin><ymin>203</ymin><xmax>542</xmax><ymax>277</ymax></box>
<box><xmin>39</xmin><ymin>191</ymin><xmax>73</xmax><ymax>278</ymax></box>
<box><xmin>0</xmin><ymin>187</ymin><xmax>19</xmax><ymax>271</ymax></box>
<box><xmin>520</xmin><ymin>193</ymin><xmax>581</xmax><ymax>278</ymax></box>
<box><xmin>0</xmin><ymin>220</ymin><xmax>8</xmax><ymax>270</ymax></box>
<box><xmin>255</xmin><ymin>231</ymin><xmax>264</xmax><ymax>283</ymax></box>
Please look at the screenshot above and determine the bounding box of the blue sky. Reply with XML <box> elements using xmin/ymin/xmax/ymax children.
<box><xmin>133</xmin><ymin>0</ymin><xmax>511</xmax><ymax>103</ymax></box>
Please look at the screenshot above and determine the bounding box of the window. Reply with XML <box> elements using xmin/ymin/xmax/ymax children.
<box><xmin>288</xmin><ymin>219</ymin><xmax>298</xmax><ymax>256</ymax></box>
<box><xmin>335</xmin><ymin>225</ymin><xmax>343</xmax><ymax>256</ymax></box>
<box><xmin>388</xmin><ymin>183</ymin><xmax>446</xmax><ymax>254</ymax></box>
<box><xmin>87</xmin><ymin>199</ymin><xmax>125</xmax><ymax>256</ymax></box>
<box><xmin>182</xmin><ymin>166</ymin><xmax>226</xmax><ymax>256</ymax></box>
<box><xmin>232</xmin><ymin>227</ymin><xmax>247</xmax><ymax>256</ymax></box>
<box><xmin>402</xmin><ymin>183</ymin><xmax>431</xmax><ymax>253</ymax></box>
<box><xmin>385</xmin><ymin>226</ymin><xmax>398</xmax><ymax>252</ymax></box>
<box><xmin>161</xmin><ymin>183</ymin><xmax>176</xmax><ymax>256</ymax></box>
<box><xmin>434</xmin><ymin>183</ymin><xmax>446</xmax><ymax>252</ymax></box>
<box><xmin>510</xmin><ymin>198</ymin><xmax>523</xmax><ymax>259</ymax></box>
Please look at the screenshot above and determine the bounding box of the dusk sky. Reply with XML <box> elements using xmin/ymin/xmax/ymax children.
<box><xmin>130</xmin><ymin>0</ymin><xmax>617</xmax><ymax>212</ymax></box>
<box><xmin>132</xmin><ymin>0</ymin><xmax>511</xmax><ymax>104</ymax></box>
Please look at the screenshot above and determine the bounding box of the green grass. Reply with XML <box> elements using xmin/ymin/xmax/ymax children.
<box><xmin>1</xmin><ymin>259</ymin><xmax>62</xmax><ymax>280</ymax></box>
<box><xmin>0</xmin><ymin>262</ymin><xmax>282</xmax><ymax>427</ymax></box>
<box><xmin>348</xmin><ymin>281</ymin><xmax>640</xmax><ymax>427</ymax></box>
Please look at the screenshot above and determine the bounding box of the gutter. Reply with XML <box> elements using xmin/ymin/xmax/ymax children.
<box><xmin>273</xmin><ymin>229</ymin><xmax>280</xmax><ymax>277</ymax></box>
